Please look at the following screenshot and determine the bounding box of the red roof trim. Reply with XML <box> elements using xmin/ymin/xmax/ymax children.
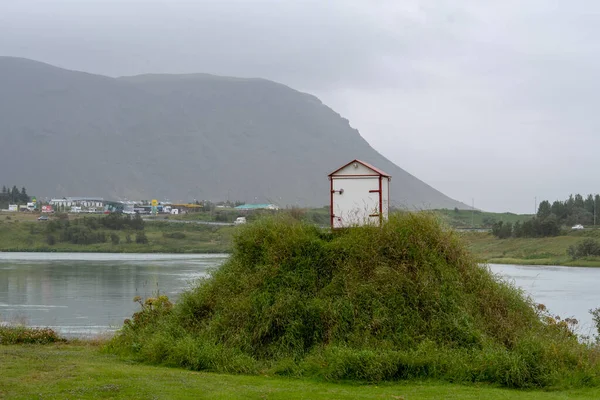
<box><xmin>328</xmin><ymin>159</ymin><xmax>391</xmax><ymax>177</ymax></box>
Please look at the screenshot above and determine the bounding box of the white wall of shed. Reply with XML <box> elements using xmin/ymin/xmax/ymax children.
<box><xmin>332</xmin><ymin>177</ymin><xmax>380</xmax><ymax>228</ymax></box>
<box><xmin>382</xmin><ymin>177</ymin><xmax>390</xmax><ymax>220</ymax></box>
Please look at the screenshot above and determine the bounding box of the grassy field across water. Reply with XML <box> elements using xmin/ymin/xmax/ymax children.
<box><xmin>0</xmin><ymin>211</ymin><xmax>235</xmax><ymax>253</ymax></box>
<box><xmin>463</xmin><ymin>231</ymin><xmax>600</xmax><ymax>267</ymax></box>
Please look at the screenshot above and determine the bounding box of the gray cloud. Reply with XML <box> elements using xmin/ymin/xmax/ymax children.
<box><xmin>2</xmin><ymin>0</ymin><xmax>599</xmax><ymax>212</ymax></box>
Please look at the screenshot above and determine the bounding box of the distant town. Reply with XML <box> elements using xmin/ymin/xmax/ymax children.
<box><xmin>1</xmin><ymin>196</ymin><xmax>281</xmax><ymax>215</ymax></box>
<box><xmin>0</xmin><ymin>183</ymin><xmax>281</xmax><ymax>217</ymax></box>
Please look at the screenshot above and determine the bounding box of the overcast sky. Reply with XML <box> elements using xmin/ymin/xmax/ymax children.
<box><xmin>1</xmin><ymin>0</ymin><xmax>599</xmax><ymax>213</ymax></box>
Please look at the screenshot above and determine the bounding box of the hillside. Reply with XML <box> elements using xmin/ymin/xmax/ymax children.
<box><xmin>0</xmin><ymin>57</ymin><xmax>467</xmax><ymax>208</ymax></box>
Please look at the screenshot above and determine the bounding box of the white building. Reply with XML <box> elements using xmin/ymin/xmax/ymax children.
<box><xmin>328</xmin><ymin>159</ymin><xmax>391</xmax><ymax>229</ymax></box>
<box><xmin>49</xmin><ymin>197</ymin><xmax>105</xmax><ymax>210</ymax></box>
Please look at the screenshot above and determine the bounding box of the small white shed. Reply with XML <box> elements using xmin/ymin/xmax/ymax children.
<box><xmin>328</xmin><ymin>159</ymin><xmax>391</xmax><ymax>229</ymax></box>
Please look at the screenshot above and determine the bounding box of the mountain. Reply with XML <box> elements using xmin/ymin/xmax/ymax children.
<box><xmin>0</xmin><ymin>57</ymin><xmax>468</xmax><ymax>209</ymax></box>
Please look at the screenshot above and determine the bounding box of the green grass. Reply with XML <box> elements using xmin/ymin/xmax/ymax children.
<box><xmin>3</xmin><ymin>343</ymin><xmax>600</xmax><ymax>399</ymax></box>
<box><xmin>0</xmin><ymin>215</ymin><xmax>235</xmax><ymax>253</ymax></box>
<box><xmin>108</xmin><ymin>212</ymin><xmax>600</xmax><ymax>389</ymax></box>
<box><xmin>434</xmin><ymin>209</ymin><xmax>533</xmax><ymax>229</ymax></box>
<box><xmin>463</xmin><ymin>232</ymin><xmax>600</xmax><ymax>267</ymax></box>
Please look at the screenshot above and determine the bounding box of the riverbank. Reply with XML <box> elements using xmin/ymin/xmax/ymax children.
<box><xmin>463</xmin><ymin>232</ymin><xmax>600</xmax><ymax>267</ymax></box>
<box><xmin>0</xmin><ymin>213</ymin><xmax>234</xmax><ymax>253</ymax></box>
<box><xmin>2</xmin><ymin>343</ymin><xmax>599</xmax><ymax>399</ymax></box>
<box><xmin>4</xmin><ymin>211</ymin><xmax>600</xmax><ymax>267</ymax></box>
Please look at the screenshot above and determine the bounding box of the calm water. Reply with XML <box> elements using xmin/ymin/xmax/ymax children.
<box><xmin>0</xmin><ymin>253</ymin><xmax>227</xmax><ymax>337</ymax></box>
<box><xmin>489</xmin><ymin>264</ymin><xmax>600</xmax><ymax>336</ymax></box>
<box><xmin>1</xmin><ymin>253</ymin><xmax>599</xmax><ymax>338</ymax></box>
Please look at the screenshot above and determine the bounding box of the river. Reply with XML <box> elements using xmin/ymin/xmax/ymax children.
<box><xmin>0</xmin><ymin>253</ymin><xmax>227</xmax><ymax>337</ymax></box>
<box><xmin>0</xmin><ymin>253</ymin><xmax>599</xmax><ymax>338</ymax></box>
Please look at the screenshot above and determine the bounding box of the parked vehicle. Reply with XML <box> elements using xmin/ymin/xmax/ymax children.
<box><xmin>37</xmin><ymin>215</ymin><xmax>49</xmax><ymax>221</ymax></box>
<box><xmin>234</xmin><ymin>217</ymin><xmax>247</xmax><ymax>225</ymax></box>
<box><xmin>572</xmin><ymin>224</ymin><xmax>584</xmax><ymax>230</ymax></box>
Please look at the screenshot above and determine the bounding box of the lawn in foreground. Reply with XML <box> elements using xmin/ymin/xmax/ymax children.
<box><xmin>1</xmin><ymin>344</ymin><xmax>600</xmax><ymax>400</ymax></box>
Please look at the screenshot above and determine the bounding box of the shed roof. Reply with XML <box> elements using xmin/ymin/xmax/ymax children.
<box><xmin>328</xmin><ymin>159</ymin><xmax>391</xmax><ymax>177</ymax></box>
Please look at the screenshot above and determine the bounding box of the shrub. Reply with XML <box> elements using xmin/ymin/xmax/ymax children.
<box><xmin>56</xmin><ymin>212</ymin><xmax>69</xmax><ymax>220</ymax></box>
<box><xmin>125</xmin><ymin>234</ymin><xmax>132</xmax><ymax>244</ymax></box>
<box><xmin>46</xmin><ymin>234</ymin><xmax>56</xmax><ymax>246</ymax></box>
<box><xmin>567</xmin><ymin>238</ymin><xmax>600</xmax><ymax>259</ymax></box>
<box><xmin>109</xmin><ymin>213</ymin><xmax>600</xmax><ymax>388</ymax></box>
<box><xmin>0</xmin><ymin>326</ymin><xmax>65</xmax><ymax>344</ymax></box>
<box><xmin>110</xmin><ymin>233</ymin><xmax>120</xmax><ymax>245</ymax></box>
<box><xmin>135</xmin><ymin>232</ymin><xmax>148</xmax><ymax>244</ymax></box>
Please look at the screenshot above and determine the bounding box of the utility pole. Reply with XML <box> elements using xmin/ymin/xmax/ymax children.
<box><xmin>534</xmin><ymin>197</ymin><xmax>537</xmax><ymax>215</ymax></box>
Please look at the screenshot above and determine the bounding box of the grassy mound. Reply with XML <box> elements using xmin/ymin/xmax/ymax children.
<box><xmin>108</xmin><ymin>213</ymin><xmax>600</xmax><ymax>388</ymax></box>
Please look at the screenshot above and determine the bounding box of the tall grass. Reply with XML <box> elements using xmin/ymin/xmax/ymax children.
<box><xmin>108</xmin><ymin>212</ymin><xmax>600</xmax><ymax>388</ymax></box>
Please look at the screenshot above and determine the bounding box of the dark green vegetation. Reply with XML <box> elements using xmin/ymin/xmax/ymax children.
<box><xmin>0</xmin><ymin>185</ymin><xmax>31</xmax><ymax>209</ymax></box>
<box><xmin>108</xmin><ymin>213</ymin><xmax>600</xmax><ymax>388</ymax></box>
<box><xmin>491</xmin><ymin>194</ymin><xmax>600</xmax><ymax>239</ymax></box>
<box><xmin>7</xmin><ymin>345</ymin><xmax>600</xmax><ymax>400</ymax></box>
<box><xmin>0</xmin><ymin>326</ymin><xmax>64</xmax><ymax>345</ymax></box>
<box><xmin>0</xmin><ymin>212</ymin><xmax>234</xmax><ymax>253</ymax></box>
<box><xmin>0</xmin><ymin>57</ymin><xmax>468</xmax><ymax>209</ymax></box>
<box><xmin>462</xmin><ymin>231</ymin><xmax>600</xmax><ymax>266</ymax></box>
<box><xmin>434</xmin><ymin>208</ymin><xmax>531</xmax><ymax>229</ymax></box>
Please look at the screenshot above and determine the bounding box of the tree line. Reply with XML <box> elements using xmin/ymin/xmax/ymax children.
<box><xmin>0</xmin><ymin>185</ymin><xmax>31</xmax><ymax>205</ymax></box>
<box><xmin>492</xmin><ymin>193</ymin><xmax>600</xmax><ymax>239</ymax></box>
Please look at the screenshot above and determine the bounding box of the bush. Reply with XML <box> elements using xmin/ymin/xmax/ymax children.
<box><xmin>109</xmin><ymin>213</ymin><xmax>599</xmax><ymax>388</ymax></box>
<box><xmin>135</xmin><ymin>232</ymin><xmax>148</xmax><ymax>244</ymax></box>
<box><xmin>56</xmin><ymin>212</ymin><xmax>69</xmax><ymax>220</ymax></box>
<box><xmin>110</xmin><ymin>233</ymin><xmax>120</xmax><ymax>245</ymax></box>
<box><xmin>100</xmin><ymin>213</ymin><xmax>145</xmax><ymax>231</ymax></box>
<box><xmin>46</xmin><ymin>234</ymin><xmax>56</xmax><ymax>246</ymax></box>
<box><xmin>567</xmin><ymin>238</ymin><xmax>600</xmax><ymax>259</ymax></box>
<box><xmin>0</xmin><ymin>326</ymin><xmax>65</xmax><ymax>344</ymax></box>
<box><xmin>125</xmin><ymin>234</ymin><xmax>132</xmax><ymax>244</ymax></box>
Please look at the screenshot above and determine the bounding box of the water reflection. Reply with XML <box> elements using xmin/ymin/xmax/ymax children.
<box><xmin>0</xmin><ymin>253</ymin><xmax>227</xmax><ymax>337</ymax></box>
<box><xmin>2</xmin><ymin>254</ymin><xmax>599</xmax><ymax>339</ymax></box>
<box><xmin>489</xmin><ymin>263</ymin><xmax>600</xmax><ymax>337</ymax></box>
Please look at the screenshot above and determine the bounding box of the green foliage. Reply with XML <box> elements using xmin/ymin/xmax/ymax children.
<box><xmin>135</xmin><ymin>232</ymin><xmax>148</xmax><ymax>244</ymax></box>
<box><xmin>567</xmin><ymin>238</ymin><xmax>600</xmax><ymax>259</ymax></box>
<box><xmin>434</xmin><ymin>209</ymin><xmax>530</xmax><ymax>229</ymax></box>
<box><xmin>492</xmin><ymin>221</ymin><xmax>513</xmax><ymax>239</ymax></box>
<box><xmin>100</xmin><ymin>213</ymin><xmax>144</xmax><ymax>230</ymax></box>
<box><xmin>0</xmin><ymin>326</ymin><xmax>65</xmax><ymax>344</ymax></box>
<box><xmin>43</xmin><ymin>214</ymin><xmax>146</xmax><ymax>246</ymax></box>
<box><xmin>0</xmin><ymin>184</ymin><xmax>31</xmax><ymax>208</ymax></box>
<box><xmin>590</xmin><ymin>308</ymin><xmax>600</xmax><ymax>343</ymax></box>
<box><xmin>544</xmin><ymin>193</ymin><xmax>599</xmax><ymax>227</ymax></box>
<box><xmin>162</xmin><ymin>232</ymin><xmax>186</xmax><ymax>239</ymax></box>
<box><xmin>46</xmin><ymin>234</ymin><xmax>56</xmax><ymax>246</ymax></box>
<box><xmin>492</xmin><ymin>216</ymin><xmax>560</xmax><ymax>239</ymax></box>
<box><xmin>109</xmin><ymin>213</ymin><xmax>600</xmax><ymax>388</ymax></box>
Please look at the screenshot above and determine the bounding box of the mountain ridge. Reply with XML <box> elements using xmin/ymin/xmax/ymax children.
<box><xmin>0</xmin><ymin>57</ymin><xmax>468</xmax><ymax>209</ymax></box>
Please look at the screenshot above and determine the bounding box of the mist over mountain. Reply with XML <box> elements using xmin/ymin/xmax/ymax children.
<box><xmin>0</xmin><ymin>57</ymin><xmax>467</xmax><ymax>209</ymax></box>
